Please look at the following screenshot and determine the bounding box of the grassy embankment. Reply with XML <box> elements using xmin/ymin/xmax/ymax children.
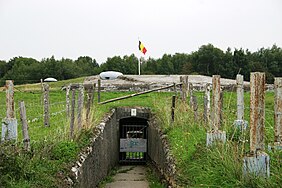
<box><xmin>0</xmin><ymin>78</ymin><xmax>281</xmax><ymax>187</ymax></box>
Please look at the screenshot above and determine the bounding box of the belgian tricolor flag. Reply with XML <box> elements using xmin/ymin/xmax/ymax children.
<box><xmin>138</xmin><ymin>41</ymin><xmax>147</xmax><ymax>55</ymax></box>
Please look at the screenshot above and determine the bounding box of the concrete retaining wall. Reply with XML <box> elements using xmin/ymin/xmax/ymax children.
<box><xmin>148</xmin><ymin>117</ymin><xmax>177</xmax><ymax>187</ymax></box>
<box><xmin>72</xmin><ymin>110</ymin><xmax>119</xmax><ymax>188</ymax></box>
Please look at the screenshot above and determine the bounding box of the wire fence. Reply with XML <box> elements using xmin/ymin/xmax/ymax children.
<box><xmin>0</xmin><ymin>78</ymin><xmax>279</xmax><ymax>146</ymax></box>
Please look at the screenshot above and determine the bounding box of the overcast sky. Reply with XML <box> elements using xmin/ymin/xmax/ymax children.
<box><xmin>0</xmin><ymin>0</ymin><xmax>281</xmax><ymax>64</ymax></box>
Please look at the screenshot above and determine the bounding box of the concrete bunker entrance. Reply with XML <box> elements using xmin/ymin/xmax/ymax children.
<box><xmin>73</xmin><ymin>107</ymin><xmax>175</xmax><ymax>187</ymax></box>
<box><xmin>119</xmin><ymin>117</ymin><xmax>148</xmax><ymax>164</ymax></box>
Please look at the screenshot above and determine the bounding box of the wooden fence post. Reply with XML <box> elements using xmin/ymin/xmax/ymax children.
<box><xmin>180</xmin><ymin>76</ymin><xmax>188</xmax><ymax>103</ymax></box>
<box><xmin>70</xmin><ymin>89</ymin><xmax>76</xmax><ymax>138</ymax></box>
<box><xmin>212</xmin><ymin>75</ymin><xmax>221</xmax><ymax>130</ymax></box>
<box><xmin>66</xmin><ymin>84</ymin><xmax>71</xmax><ymax>118</ymax></box>
<box><xmin>206</xmin><ymin>75</ymin><xmax>226</xmax><ymax>146</ymax></box>
<box><xmin>249</xmin><ymin>72</ymin><xmax>265</xmax><ymax>153</ymax></box>
<box><xmin>192</xmin><ymin>95</ymin><xmax>198</xmax><ymax>121</ymax></box>
<box><xmin>234</xmin><ymin>74</ymin><xmax>248</xmax><ymax>130</ymax></box>
<box><xmin>180</xmin><ymin>76</ymin><xmax>183</xmax><ymax>101</ymax></box>
<box><xmin>19</xmin><ymin>101</ymin><xmax>30</xmax><ymax>151</ymax></box>
<box><xmin>243</xmin><ymin>72</ymin><xmax>269</xmax><ymax>178</ymax></box>
<box><xmin>43</xmin><ymin>83</ymin><xmax>50</xmax><ymax>127</ymax></box>
<box><xmin>171</xmin><ymin>95</ymin><xmax>176</xmax><ymax>123</ymax></box>
<box><xmin>189</xmin><ymin>83</ymin><xmax>193</xmax><ymax>108</ymax></box>
<box><xmin>98</xmin><ymin>79</ymin><xmax>101</xmax><ymax>103</ymax></box>
<box><xmin>1</xmin><ymin>80</ymin><xmax>18</xmax><ymax>141</ymax></box>
<box><xmin>274</xmin><ymin>77</ymin><xmax>282</xmax><ymax>146</ymax></box>
<box><xmin>173</xmin><ymin>82</ymin><xmax>177</xmax><ymax>96</ymax></box>
<box><xmin>77</xmin><ymin>84</ymin><xmax>84</xmax><ymax>131</ymax></box>
<box><xmin>204</xmin><ymin>83</ymin><xmax>211</xmax><ymax>125</ymax></box>
<box><xmin>86</xmin><ymin>83</ymin><xmax>95</xmax><ymax>125</ymax></box>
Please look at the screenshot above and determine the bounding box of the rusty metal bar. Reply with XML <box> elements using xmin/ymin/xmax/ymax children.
<box><xmin>250</xmin><ymin>72</ymin><xmax>265</xmax><ymax>153</ymax></box>
<box><xmin>236</xmin><ymin>74</ymin><xmax>244</xmax><ymax>120</ymax></box>
<box><xmin>212</xmin><ymin>75</ymin><xmax>221</xmax><ymax>130</ymax></box>
<box><xmin>274</xmin><ymin>77</ymin><xmax>282</xmax><ymax>143</ymax></box>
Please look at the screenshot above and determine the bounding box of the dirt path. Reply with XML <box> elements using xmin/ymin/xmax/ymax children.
<box><xmin>105</xmin><ymin>166</ymin><xmax>149</xmax><ymax>188</ymax></box>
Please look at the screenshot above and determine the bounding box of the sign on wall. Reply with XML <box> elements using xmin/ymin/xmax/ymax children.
<box><xmin>120</xmin><ymin>138</ymin><xmax>147</xmax><ymax>152</ymax></box>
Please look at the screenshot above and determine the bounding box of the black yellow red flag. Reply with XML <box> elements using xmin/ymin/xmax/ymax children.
<box><xmin>138</xmin><ymin>41</ymin><xmax>147</xmax><ymax>55</ymax></box>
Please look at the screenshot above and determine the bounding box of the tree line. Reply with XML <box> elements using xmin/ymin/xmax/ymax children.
<box><xmin>1</xmin><ymin>44</ymin><xmax>281</xmax><ymax>85</ymax></box>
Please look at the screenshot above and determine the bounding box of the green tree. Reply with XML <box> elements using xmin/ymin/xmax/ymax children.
<box><xmin>191</xmin><ymin>44</ymin><xmax>225</xmax><ymax>76</ymax></box>
<box><xmin>2</xmin><ymin>57</ymin><xmax>40</xmax><ymax>84</ymax></box>
<box><xmin>74</xmin><ymin>56</ymin><xmax>99</xmax><ymax>76</ymax></box>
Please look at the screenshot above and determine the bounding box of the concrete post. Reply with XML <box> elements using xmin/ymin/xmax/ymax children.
<box><xmin>243</xmin><ymin>72</ymin><xmax>269</xmax><ymax>178</ymax></box>
<box><xmin>1</xmin><ymin>80</ymin><xmax>18</xmax><ymax>141</ymax></box>
<box><xmin>206</xmin><ymin>75</ymin><xmax>226</xmax><ymax>146</ymax></box>
<box><xmin>234</xmin><ymin>74</ymin><xmax>248</xmax><ymax>130</ymax></box>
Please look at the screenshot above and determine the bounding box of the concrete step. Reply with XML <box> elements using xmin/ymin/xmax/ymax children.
<box><xmin>105</xmin><ymin>166</ymin><xmax>149</xmax><ymax>188</ymax></box>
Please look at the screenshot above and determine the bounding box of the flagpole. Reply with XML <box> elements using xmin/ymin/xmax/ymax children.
<box><xmin>138</xmin><ymin>58</ymin><xmax>141</xmax><ymax>75</ymax></box>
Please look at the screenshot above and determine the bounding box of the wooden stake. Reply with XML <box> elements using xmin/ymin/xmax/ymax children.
<box><xmin>77</xmin><ymin>84</ymin><xmax>84</xmax><ymax>131</ymax></box>
<box><xmin>236</xmin><ymin>74</ymin><xmax>244</xmax><ymax>120</ymax></box>
<box><xmin>86</xmin><ymin>83</ymin><xmax>95</xmax><ymax>125</ymax></box>
<box><xmin>43</xmin><ymin>83</ymin><xmax>50</xmax><ymax>127</ymax></box>
<box><xmin>6</xmin><ymin>80</ymin><xmax>15</xmax><ymax>118</ymax></box>
<box><xmin>250</xmin><ymin>72</ymin><xmax>265</xmax><ymax>153</ymax></box>
<box><xmin>211</xmin><ymin>75</ymin><xmax>221</xmax><ymax>131</ymax></box>
<box><xmin>70</xmin><ymin>89</ymin><xmax>76</xmax><ymax>138</ymax></box>
<box><xmin>98</xmin><ymin>79</ymin><xmax>101</xmax><ymax>103</ymax></box>
<box><xmin>204</xmin><ymin>83</ymin><xmax>211</xmax><ymax>124</ymax></box>
<box><xmin>274</xmin><ymin>77</ymin><xmax>282</xmax><ymax>143</ymax></box>
<box><xmin>192</xmin><ymin>95</ymin><xmax>198</xmax><ymax>121</ymax></box>
<box><xmin>66</xmin><ymin>84</ymin><xmax>71</xmax><ymax>118</ymax></box>
<box><xmin>19</xmin><ymin>101</ymin><xmax>30</xmax><ymax>151</ymax></box>
<box><xmin>171</xmin><ymin>95</ymin><xmax>176</xmax><ymax>123</ymax></box>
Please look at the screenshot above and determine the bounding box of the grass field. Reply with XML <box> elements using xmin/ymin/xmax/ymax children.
<box><xmin>0</xmin><ymin>78</ymin><xmax>281</xmax><ymax>187</ymax></box>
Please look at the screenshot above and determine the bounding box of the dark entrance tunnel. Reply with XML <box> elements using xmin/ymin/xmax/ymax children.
<box><xmin>119</xmin><ymin>117</ymin><xmax>148</xmax><ymax>164</ymax></box>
